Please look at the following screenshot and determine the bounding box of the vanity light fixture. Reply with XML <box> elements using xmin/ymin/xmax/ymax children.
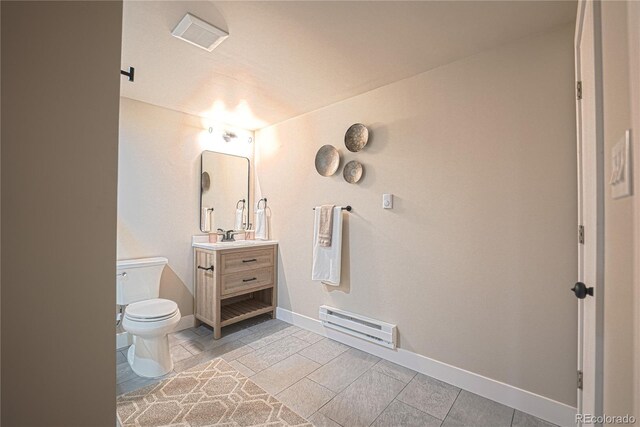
<box><xmin>222</xmin><ymin>131</ymin><xmax>237</xmax><ymax>142</ymax></box>
<box><xmin>207</xmin><ymin>127</ymin><xmax>251</xmax><ymax>144</ymax></box>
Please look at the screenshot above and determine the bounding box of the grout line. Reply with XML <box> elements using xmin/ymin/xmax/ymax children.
<box><xmin>375</xmin><ymin>360</ymin><xmax>419</xmax><ymax>384</ymax></box>
<box><xmin>307</xmin><ymin>411</ymin><xmax>344</xmax><ymax>427</ymax></box>
<box><xmin>295</xmin><ymin>352</ymin><xmax>325</xmax><ymax>373</ymax></box>
<box><xmin>394</xmin><ymin>380</ymin><xmax>460</xmax><ymax>422</ymax></box>
<box><xmin>371</xmin><ymin>366</ymin><xmax>416</xmax><ymax>386</ymax></box>
<box><xmin>241</xmin><ymin>326</ymin><xmax>299</xmax><ymax>351</ymax></box>
<box><xmin>236</xmin><ymin>335</ymin><xmax>312</xmax><ymax>374</ymax></box>
<box><xmin>441</xmin><ymin>388</ymin><xmax>462</xmax><ymax>424</ymax></box>
<box><xmin>306</xmin><ymin>355</ymin><xmax>381</xmax><ymax>425</ymax></box>
<box><xmin>297</xmin><ymin>339</ymin><xmax>350</xmax><ymax>366</ymax></box>
<box><xmin>510</xmin><ymin>406</ymin><xmax>516</xmax><ymax>427</ymax></box>
<box><xmin>178</xmin><ymin>343</ymin><xmax>198</xmax><ymax>357</ymax></box>
<box><xmin>368</xmin><ymin>375</ymin><xmax>413</xmax><ymax>427</ymax></box>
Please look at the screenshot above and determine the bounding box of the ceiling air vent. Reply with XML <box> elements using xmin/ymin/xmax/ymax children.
<box><xmin>171</xmin><ymin>13</ymin><xmax>228</xmax><ymax>52</ymax></box>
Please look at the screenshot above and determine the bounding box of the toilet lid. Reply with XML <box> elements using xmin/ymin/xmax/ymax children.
<box><xmin>125</xmin><ymin>299</ymin><xmax>178</xmax><ymax>321</ymax></box>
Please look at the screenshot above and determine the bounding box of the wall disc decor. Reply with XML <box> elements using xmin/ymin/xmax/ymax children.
<box><xmin>315</xmin><ymin>145</ymin><xmax>341</xmax><ymax>176</ymax></box>
<box><xmin>344</xmin><ymin>123</ymin><xmax>369</xmax><ymax>152</ymax></box>
<box><xmin>343</xmin><ymin>160</ymin><xmax>363</xmax><ymax>183</ymax></box>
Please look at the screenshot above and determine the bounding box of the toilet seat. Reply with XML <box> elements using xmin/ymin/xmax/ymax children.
<box><xmin>125</xmin><ymin>298</ymin><xmax>178</xmax><ymax>322</ymax></box>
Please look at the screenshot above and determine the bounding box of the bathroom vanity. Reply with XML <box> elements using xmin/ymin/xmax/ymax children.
<box><xmin>192</xmin><ymin>239</ymin><xmax>278</xmax><ymax>339</ymax></box>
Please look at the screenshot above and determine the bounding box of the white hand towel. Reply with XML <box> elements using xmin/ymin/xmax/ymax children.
<box><xmin>201</xmin><ymin>207</ymin><xmax>213</xmax><ymax>232</ymax></box>
<box><xmin>234</xmin><ymin>208</ymin><xmax>244</xmax><ymax>230</ymax></box>
<box><xmin>317</xmin><ymin>205</ymin><xmax>335</xmax><ymax>247</ymax></box>
<box><xmin>255</xmin><ymin>208</ymin><xmax>268</xmax><ymax>240</ymax></box>
<box><xmin>312</xmin><ymin>206</ymin><xmax>342</xmax><ymax>286</ymax></box>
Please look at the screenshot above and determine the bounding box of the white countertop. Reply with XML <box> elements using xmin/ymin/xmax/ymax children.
<box><xmin>192</xmin><ymin>235</ymin><xmax>278</xmax><ymax>251</ymax></box>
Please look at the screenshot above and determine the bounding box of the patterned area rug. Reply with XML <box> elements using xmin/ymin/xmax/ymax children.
<box><xmin>117</xmin><ymin>358</ymin><xmax>312</xmax><ymax>426</ymax></box>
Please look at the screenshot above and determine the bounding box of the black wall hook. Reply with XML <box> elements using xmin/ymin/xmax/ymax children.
<box><xmin>120</xmin><ymin>66</ymin><xmax>135</xmax><ymax>82</ymax></box>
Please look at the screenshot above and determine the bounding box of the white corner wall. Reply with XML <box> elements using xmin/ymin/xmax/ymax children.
<box><xmin>256</xmin><ymin>24</ymin><xmax>578</xmax><ymax>408</ymax></box>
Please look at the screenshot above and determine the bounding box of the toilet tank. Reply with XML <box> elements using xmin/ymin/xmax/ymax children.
<box><xmin>116</xmin><ymin>257</ymin><xmax>168</xmax><ymax>305</ymax></box>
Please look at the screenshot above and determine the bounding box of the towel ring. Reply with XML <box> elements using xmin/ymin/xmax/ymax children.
<box><xmin>236</xmin><ymin>199</ymin><xmax>246</xmax><ymax>209</ymax></box>
<box><xmin>257</xmin><ymin>198</ymin><xmax>267</xmax><ymax>209</ymax></box>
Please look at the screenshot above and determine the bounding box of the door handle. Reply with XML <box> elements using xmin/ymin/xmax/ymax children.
<box><xmin>242</xmin><ymin>259</ymin><xmax>257</xmax><ymax>263</ymax></box>
<box><xmin>242</xmin><ymin>277</ymin><xmax>257</xmax><ymax>282</ymax></box>
<box><xmin>198</xmin><ymin>265</ymin><xmax>214</xmax><ymax>272</ymax></box>
<box><xmin>571</xmin><ymin>282</ymin><xmax>593</xmax><ymax>299</ymax></box>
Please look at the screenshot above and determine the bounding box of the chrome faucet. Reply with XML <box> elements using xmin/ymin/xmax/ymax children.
<box><xmin>217</xmin><ymin>228</ymin><xmax>241</xmax><ymax>242</ymax></box>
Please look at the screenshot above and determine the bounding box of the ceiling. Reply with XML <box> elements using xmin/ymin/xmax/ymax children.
<box><xmin>121</xmin><ymin>1</ymin><xmax>576</xmax><ymax>130</ymax></box>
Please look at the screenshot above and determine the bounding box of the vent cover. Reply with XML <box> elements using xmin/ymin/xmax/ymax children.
<box><xmin>319</xmin><ymin>305</ymin><xmax>397</xmax><ymax>349</ymax></box>
<box><xmin>171</xmin><ymin>13</ymin><xmax>228</xmax><ymax>52</ymax></box>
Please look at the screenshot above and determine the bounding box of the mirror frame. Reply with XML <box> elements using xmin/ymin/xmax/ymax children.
<box><xmin>199</xmin><ymin>150</ymin><xmax>251</xmax><ymax>233</ymax></box>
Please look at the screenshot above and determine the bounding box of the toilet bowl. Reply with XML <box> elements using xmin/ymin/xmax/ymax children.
<box><xmin>122</xmin><ymin>298</ymin><xmax>181</xmax><ymax>378</ymax></box>
<box><xmin>117</xmin><ymin>257</ymin><xmax>180</xmax><ymax>379</ymax></box>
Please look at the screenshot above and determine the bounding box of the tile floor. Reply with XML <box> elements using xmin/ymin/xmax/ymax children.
<box><xmin>116</xmin><ymin>315</ymin><xmax>556</xmax><ymax>427</ymax></box>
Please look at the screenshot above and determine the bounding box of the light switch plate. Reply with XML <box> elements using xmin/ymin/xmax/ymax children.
<box><xmin>610</xmin><ymin>129</ymin><xmax>632</xmax><ymax>199</ymax></box>
<box><xmin>383</xmin><ymin>193</ymin><xmax>393</xmax><ymax>209</ymax></box>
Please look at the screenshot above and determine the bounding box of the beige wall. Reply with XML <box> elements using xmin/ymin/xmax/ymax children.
<box><xmin>117</xmin><ymin>98</ymin><xmax>254</xmax><ymax>316</ymax></box>
<box><xmin>256</xmin><ymin>25</ymin><xmax>578</xmax><ymax>405</ymax></box>
<box><xmin>630</xmin><ymin>0</ymin><xmax>640</xmax><ymax>417</ymax></box>
<box><xmin>1</xmin><ymin>2</ymin><xmax>122</xmax><ymax>425</ymax></box>
<box><xmin>600</xmin><ymin>0</ymin><xmax>638</xmax><ymax>418</ymax></box>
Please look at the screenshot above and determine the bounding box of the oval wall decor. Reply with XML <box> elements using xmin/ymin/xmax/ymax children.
<box><xmin>343</xmin><ymin>160</ymin><xmax>363</xmax><ymax>184</ymax></box>
<box><xmin>315</xmin><ymin>145</ymin><xmax>340</xmax><ymax>176</ymax></box>
<box><xmin>344</xmin><ymin>123</ymin><xmax>369</xmax><ymax>152</ymax></box>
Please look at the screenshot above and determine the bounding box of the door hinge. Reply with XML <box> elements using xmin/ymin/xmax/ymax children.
<box><xmin>577</xmin><ymin>370</ymin><xmax>583</xmax><ymax>389</ymax></box>
<box><xmin>578</xmin><ymin>225</ymin><xmax>585</xmax><ymax>244</ymax></box>
<box><xmin>576</xmin><ymin>81</ymin><xmax>583</xmax><ymax>100</ymax></box>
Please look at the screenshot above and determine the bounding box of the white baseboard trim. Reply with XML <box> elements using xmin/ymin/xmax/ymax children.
<box><xmin>116</xmin><ymin>314</ymin><xmax>196</xmax><ymax>350</ymax></box>
<box><xmin>276</xmin><ymin>307</ymin><xmax>576</xmax><ymax>427</ymax></box>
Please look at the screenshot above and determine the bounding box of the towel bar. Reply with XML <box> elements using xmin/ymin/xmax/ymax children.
<box><xmin>312</xmin><ymin>205</ymin><xmax>352</xmax><ymax>212</ymax></box>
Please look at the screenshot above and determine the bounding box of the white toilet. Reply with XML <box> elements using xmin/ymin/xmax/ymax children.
<box><xmin>117</xmin><ymin>257</ymin><xmax>181</xmax><ymax>378</ymax></box>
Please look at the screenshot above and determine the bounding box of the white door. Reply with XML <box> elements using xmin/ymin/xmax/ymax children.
<box><xmin>574</xmin><ymin>0</ymin><xmax>604</xmax><ymax>423</ymax></box>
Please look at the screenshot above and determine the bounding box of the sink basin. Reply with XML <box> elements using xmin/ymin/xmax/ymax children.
<box><xmin>192</xmin><ymin>239</ymin><xmax>278</xmax><ymax>251</ymax></box>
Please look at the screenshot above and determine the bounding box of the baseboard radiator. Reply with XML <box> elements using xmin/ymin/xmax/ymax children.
<box><xmin>319</xmin><ymin>305</ymin><xmax>397</xmax><ymax>349</ymax></box>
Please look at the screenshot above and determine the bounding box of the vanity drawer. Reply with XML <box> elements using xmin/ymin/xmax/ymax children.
<box><xmin>221</xmin><ymin>267</ymin><xmax>274</xmax><ymax>296</ymax></box>
<box><xmin>220</xmin><ymin>248</ymin><xmax>274</xmax><ymax>275</ymax></box>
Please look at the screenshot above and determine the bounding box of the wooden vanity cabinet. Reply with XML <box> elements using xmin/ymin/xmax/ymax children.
<box><xmin>194</xmin><ymin>244</ymin><xmax>277</xmax><ymax>339</ymax></box>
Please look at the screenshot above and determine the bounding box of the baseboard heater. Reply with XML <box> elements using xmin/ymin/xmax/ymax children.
<box><xmin>319</xmin><ymin>305</ymin><xmax>397</xmax><ymax>349</ymax></box>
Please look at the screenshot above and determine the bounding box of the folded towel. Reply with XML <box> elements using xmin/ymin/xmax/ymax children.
<box><xmin>255</xmin><ymin>208</ymin><xmax>268</xmax><ymax>240</ymax></box>
<box><xmin>312</xmin><ymin>206</ymin><xmax>342</xmax><ymax>286</ymax></box>
<box><xmin>234</xmin><ymin>208</ymin><xmax>244</xmax><ymax>230</ymax></box>
<box><xmin>201</xmin><ymin>207</ymin><xmax>213</xmax><ymax>232</ymax></box>
<box><xmin>317</xmin><ymin>205</ymin><xmax>335</xmax><ymax>247</ymax></box>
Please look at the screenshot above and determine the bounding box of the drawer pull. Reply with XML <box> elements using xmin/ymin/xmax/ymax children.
<box><xmin>242</xmin><ymin>277</ymin><xmax>257</xmax><ymax>282</ymax></box>
<box><xmin>198</xmin><ymin>265</ymin><xmax>214</xmax><ymax>272</ymax></box>
<box><xmin>242</xmin><ymin>259</ymin><xmax>258</xmax><ymax>263</ymax></box>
